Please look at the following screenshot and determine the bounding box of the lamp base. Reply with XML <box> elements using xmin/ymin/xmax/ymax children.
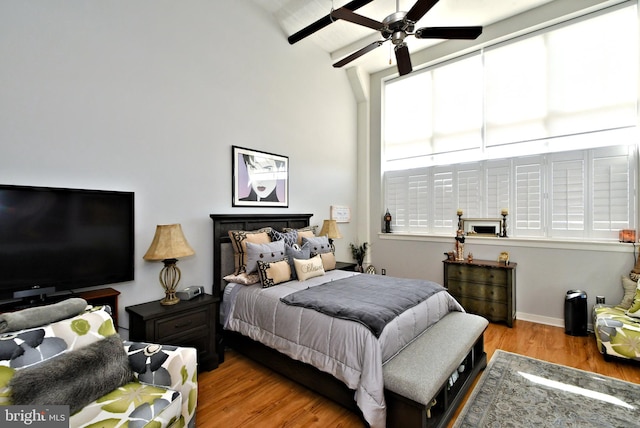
<box><xmin>159</xmin><ymin>258</ymin><xmax>182</xmax><ymax>305</ymax></box>
<box><xmin>160</xmin><ymin>292</ymin><xmax>180</xmax><ymax>306</ymax></box>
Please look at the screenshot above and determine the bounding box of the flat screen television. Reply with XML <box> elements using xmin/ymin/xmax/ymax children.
<box><xmin>0</xmin><ymin>184</ymin><xmax>134</xmax><ymax>303</ymax></box>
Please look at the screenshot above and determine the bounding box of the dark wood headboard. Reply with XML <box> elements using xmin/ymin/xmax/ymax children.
<box><xmin>209</xmin><ymin>213</ymin><xmax>312</xmax><ymax>298</ymax></box>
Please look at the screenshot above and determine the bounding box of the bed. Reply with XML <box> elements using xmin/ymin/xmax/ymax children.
<box><xmin>210</xmin><ymin>213</ymin><xmax>469</xmax><ymax>428</ymax></box>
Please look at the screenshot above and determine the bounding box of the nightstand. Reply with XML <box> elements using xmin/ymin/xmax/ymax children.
<box><xmin>126</xmin><ymin>294</ymin><xmax>219</xmax><ymax>371</ymax></box>
<box><xmin>335</xmin><ymin>261</ymin><xmax>357</xmax><ymax>271</ymax></box>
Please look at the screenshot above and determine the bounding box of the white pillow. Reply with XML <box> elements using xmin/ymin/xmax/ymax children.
<box><xmin>294</xmin><ymin>254</ymin><xmax>325</xmax><ymax>281</ymax></box>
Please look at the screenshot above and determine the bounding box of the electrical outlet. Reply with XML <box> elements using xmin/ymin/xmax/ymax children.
<box><xmin>381</xmin><ymin>268</ymin><xmax>386</xmax><ymax>275</ymax></box>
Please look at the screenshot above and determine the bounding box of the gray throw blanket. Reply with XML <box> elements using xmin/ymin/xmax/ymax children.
<box><xmin>281</xmin><ymin>275</ymin><xmax>445</xmax><ymax>337</ymax></box>
<box><xmin>0</xmin><ymin>298</ymin><xmax>88</xmax><ymax>333</ymax></box>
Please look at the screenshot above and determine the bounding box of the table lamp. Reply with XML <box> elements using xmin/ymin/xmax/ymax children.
<box><xmin>319</xmin><ymin>219</ymin><xmax>343</xmax><ymax>252</ymax></box>
<box><xmin>143</xmin><ymin>224</ymin><xmax>195</xmax><ymax>305</ymax></box>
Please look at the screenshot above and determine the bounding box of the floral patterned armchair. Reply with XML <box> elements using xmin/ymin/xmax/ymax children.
<box><xmin>0</xmin><ymin>305</ymin><xmax>197</xmax><ymax>428</ymax></box>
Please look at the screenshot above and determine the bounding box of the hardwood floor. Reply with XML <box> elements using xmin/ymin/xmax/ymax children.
<box><xmin>196</xmin><ymin>320</ymin><xmax>640</xmax><ymax>427</ymax></box>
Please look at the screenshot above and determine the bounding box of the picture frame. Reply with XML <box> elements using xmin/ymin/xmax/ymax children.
<box><xmin>330</xmin><ymin>205</ymin><xmax>351</xmax><ymax>223</ymax></box>
<box><xmin>232</xmin><ymin>146</ymin><xmax>289</xmax><ymax>207</ymax></box>
<box><xmin>462</xmin><ymin>218</ymin><xmax>503</xmax><ymax>236</ymax></box>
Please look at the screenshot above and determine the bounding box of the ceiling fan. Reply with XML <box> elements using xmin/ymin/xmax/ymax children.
<box><xmin>290</xmin><ymin>0</ymin><xmax>482</xmax><ymax>76</ymax></box>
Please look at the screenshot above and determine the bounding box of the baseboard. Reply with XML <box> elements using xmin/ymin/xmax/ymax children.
<box><xmin>516</xmin><ymin>312</ymin><xmax>593</xmax><ymax>332</ymax></box>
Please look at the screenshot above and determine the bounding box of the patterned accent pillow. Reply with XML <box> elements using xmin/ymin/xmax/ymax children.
<box><xmin>223</xmin><ymin>272</ymin><xmax>260</xmax><ymax>285</ymax></box>
<box><xmin>228</xmin><ymin>228</ymin><xmax>272</xmax><ymax>274</ymax></box>
<box><xmin>294</xmin><ymin>254</ymin><xmax>325</xmax><ymax>281</ymax></box>
<box><xmin>619</xmin><ymin>276</ymin><xmax>637</xmax><ymax>309</ymax></box>
<box><xmin>270</xmin><ymin>229</ymin><xmax>298</xmax><ymax>247</ymax></box>
<box><xmin>284</xmin><ymin>226</ymin><xmax>317</xmax><ymax>245</ymax></box>
<box><xmin>303</xmin><ymin>236</ymin><xmax>332</xmax><ymax>256</ymax></box>
<box><xmin>285</xmin><ymin>243</ymin><xmax>310</xmax><ymax>280</ymax></box>
<box><xmin>257</xmin><ymin>258</ymin><xmax>292</xmax><ymax>288</ymax></box>
<box><xmin>626</xmin><ymin>283</ymin><xmax>640</xmax><ymax>318</ymax></box>
<box><xmin>319</xmin><ymin>252</ymin><xmax>336</xmax><ymax>271</ymax></box>
<box><xmin>245</xmin><ymin>240</ymin><xmax>286</xmax><ymax>274</ymax></box>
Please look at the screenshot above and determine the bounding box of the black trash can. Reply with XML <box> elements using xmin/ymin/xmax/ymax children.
<box><xmin>564</xmin><ymin>290</ymin><xmax>587</xmax><ymax>336</ymax></box>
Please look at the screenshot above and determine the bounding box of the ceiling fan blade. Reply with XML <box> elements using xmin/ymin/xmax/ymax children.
<box><xmin>288</xmin><ymin>0</ymin><xmax>374</xmax><ymax>45</ymax></box>
<box><xmin>395</xmin><ymin>44</ymin><xmax>413</xmax><ymax>76</ymax></box>
<box><xmin>331</xmin><ymin>7</ymin><xmax>384</xmax><ymax>31</ymax></box>
<box><xmin>333</xmin><ymin>41</ymin><xmax>385</xmax><ymax>68</ymax></box>
<box><xmin>415</xmin><ymin>26</ymin><xmax>483</xmax><ymax>40</ymax></box>
<box><xmin>406</xmin><ymin>0</ymin><xmax>441</xmax><ymax>23</ymax></box>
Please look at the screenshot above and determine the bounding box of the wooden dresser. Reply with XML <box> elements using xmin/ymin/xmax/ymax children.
<box><xmin>443</xmin><ymin>259</ymin><xmax>516</xmax><ymax>327</ymax></box>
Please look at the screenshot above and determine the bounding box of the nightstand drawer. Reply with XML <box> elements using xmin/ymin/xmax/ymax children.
<box><xmin>448</xmin><ymin>281</ymin><xmax>507</xmax><ymax>301</ymax></box>
<box><xmin>156</xmin><ymin>309</ymin><xmax>207</xmax><ymax>341</ymax></box>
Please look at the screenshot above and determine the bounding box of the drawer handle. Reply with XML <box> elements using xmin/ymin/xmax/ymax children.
<box><xmin>174</xmin><ymin>321</ymin><xmax>193</xmax><ymax>329</ymax></box>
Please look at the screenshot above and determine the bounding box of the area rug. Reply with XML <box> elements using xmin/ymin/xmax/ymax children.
<box><xmin>453</xmin><ymin>350</ymin><xmax>640</xmax><ymax>427</ymax></box>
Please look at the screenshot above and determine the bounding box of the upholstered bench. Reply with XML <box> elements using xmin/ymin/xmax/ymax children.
<box><xmin>383</xmin><ymin>311</ymin><xmax>488</xmax><ymax>428</ymax></box>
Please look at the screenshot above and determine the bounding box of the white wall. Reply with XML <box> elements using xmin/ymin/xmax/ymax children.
<box><xmin>365</xmin><ymin>0</ymin><xmax>638</xmax><ymax>327</ymax></box>
<box><xmin>0</xmin><ymin>1</ymin><xmax>359</xmax><ymax>331</ymax></box>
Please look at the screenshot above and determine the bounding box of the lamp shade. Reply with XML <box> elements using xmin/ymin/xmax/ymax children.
<box><xmin>319</xmin><ymin>219</ymin><xmax>343</xmax><ymax>240</ymax></box>
<box><xmin>143</xmin><ymin>224</ymin><xmax>195</xmax><ymax>261</ymax></box>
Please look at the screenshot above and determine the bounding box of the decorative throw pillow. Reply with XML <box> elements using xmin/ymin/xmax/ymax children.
<box><xmin>245</xmin><ymin>240</ymin><xmax>286</xmax><ymax>274</ymax></box>
<box><xmin>10</xmin><ymin>334</ymin><xmax>133</xmax><ymax>414</ymax></box>
<box><xmin>223</xmin><ymin>272</ymin><xmax>260</xmax><ymax>285</ymax></box>
<box><xmin>257</xmin><ymin>258</ymin><xmax>292</xmax><ymax>288</ymax></box>
<box><xmin>302</xmin><ymin>236</ymin><xmax>332</xmax><ymax>256</ymax></box>
<box><xmin>284</xmin><ymin>226</ymin><xmax>317</xmax><ymax>245</ymax></box>
<box><xmin>618</xmin><ymin>276</ymin><xmax>637</xmax><ymax>309</ymax></box>
<box><xmin>285</xmin><ymin>243</ymin><xmax>310</xmax><ymax>280</ymax></box>
<box><xmin>228</xmin><ymin>228</ymin><xmax>272</xmax><ymax>274</ymax></box>
<box><xmin>270</xmin><ymin>229</ymin><xmax>298</xmax><ymax>247</ymax></box>
<box><xmin>626</xmin><ymin>281</ymin><xmax>640</xmax><ymax>317</ymax></box>
<box><xmin>319</xmin><ymin>252</ymin><xmax>336</xmax><ymax>271</ymax></box>
<box><xmin>294</xmin><ymin>255</ymin><xmax>325</xmax><ymax>281</ymax></box>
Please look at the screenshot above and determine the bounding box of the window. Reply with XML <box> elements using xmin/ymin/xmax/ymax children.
<box><xmin>382</xmin><ymin>4</ymin><xmax>638</xmax><ymax>241</ymax></box>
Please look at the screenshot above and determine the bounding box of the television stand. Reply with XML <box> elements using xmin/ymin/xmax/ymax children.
<box><xmin>0</xmin><ymin>287</ymin><xmax>121</xmax><ymax>330</ymax></box>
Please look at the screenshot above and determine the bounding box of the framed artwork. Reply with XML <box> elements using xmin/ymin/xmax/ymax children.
<box><xmin>330</xmin><ymin>205</ymin><xmax>351</xmax><ymax>223</ymax></box>
<box><xmin>232</xmin><ymin>146</ymin><xmax>289</xmax><ymax>207</ymax></box>
<box><xmin>462</xmin><ymin>218</ymin><xmax>503</xmax><ymax>236</ymax></box>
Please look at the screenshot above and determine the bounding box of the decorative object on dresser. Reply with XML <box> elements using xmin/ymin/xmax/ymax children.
<box><xmin>126</xmin><ymin>293</ymin><xmax>219</xmax><ymax>371</ymax></box>
<box><xmin>443</xmin><ymin>258</ymin><xmax>517</xmax><ymax>327</ymax></box>
<box><xmin>143</xmin><ymin>223</ymin><xmax>195</xmax><ymax>306</ymax></box>
<box><xmin>318</xmin><ymin>219</ymin><xmax>342</xmax><ymax>252</ymax></box>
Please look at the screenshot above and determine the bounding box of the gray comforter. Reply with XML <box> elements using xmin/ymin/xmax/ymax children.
<box><xmin>281</xmin><ymin>274</ymin><xmax>446</xmax><ymax>337</ymax></box>
<box><xmin>223</xmin><ymin>270</ymin><xmax>464</xmax><ymax>428</ymax></box>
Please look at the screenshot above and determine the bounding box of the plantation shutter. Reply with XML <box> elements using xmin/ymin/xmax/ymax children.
<box><xmin>514</xmin><ymin>156</ymin><xmax>544</xmax><ymax>237</ymax></box>
<box><xmin>485</xmin><ymin>160</ymin><xmax>511</xmax><ymax>218</ymax></box>
<box><xmin>591</xmin><ymin>146</ymin><xmax>633</xmax><ymax>239</ymax></box>
<box><xmin>456</xmin><ymin>165</ymin><xmax>482</xmax><ymax>219</ymax></box>
<box><xmin>550</xmin><ymin>152</ymin><xmax>585</xmax><ymax>238</ymax></box>
<box><xmin>432</xmin><ymin>168</ymin><xmax>454</xmax><ymax>233</ymax></box>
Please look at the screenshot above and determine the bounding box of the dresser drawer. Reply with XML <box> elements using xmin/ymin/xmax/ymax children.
<box><xmin>448</xmin><ymin>281</ymin><xmax>507</xmax><ymax>301</ymax></box>
<box><xmin>155</xmin><ymin>309</ymin><xmax>208</xmax><ymax>341</ymax></box>
<box><xmin>446</xmin><ymin>265</ymin><xmax>508</xmax><ymax>285</ymax></box>
<box><xmin>456</xmin><ymin>296</ymin><xmax>508</xmax><ymax>321</ymax></box>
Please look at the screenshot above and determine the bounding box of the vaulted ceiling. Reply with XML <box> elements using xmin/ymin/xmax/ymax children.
<box><xmin>252</xmin><ymin>0</ymin><xmax>554</xmax><ymax>74</ymax></box>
